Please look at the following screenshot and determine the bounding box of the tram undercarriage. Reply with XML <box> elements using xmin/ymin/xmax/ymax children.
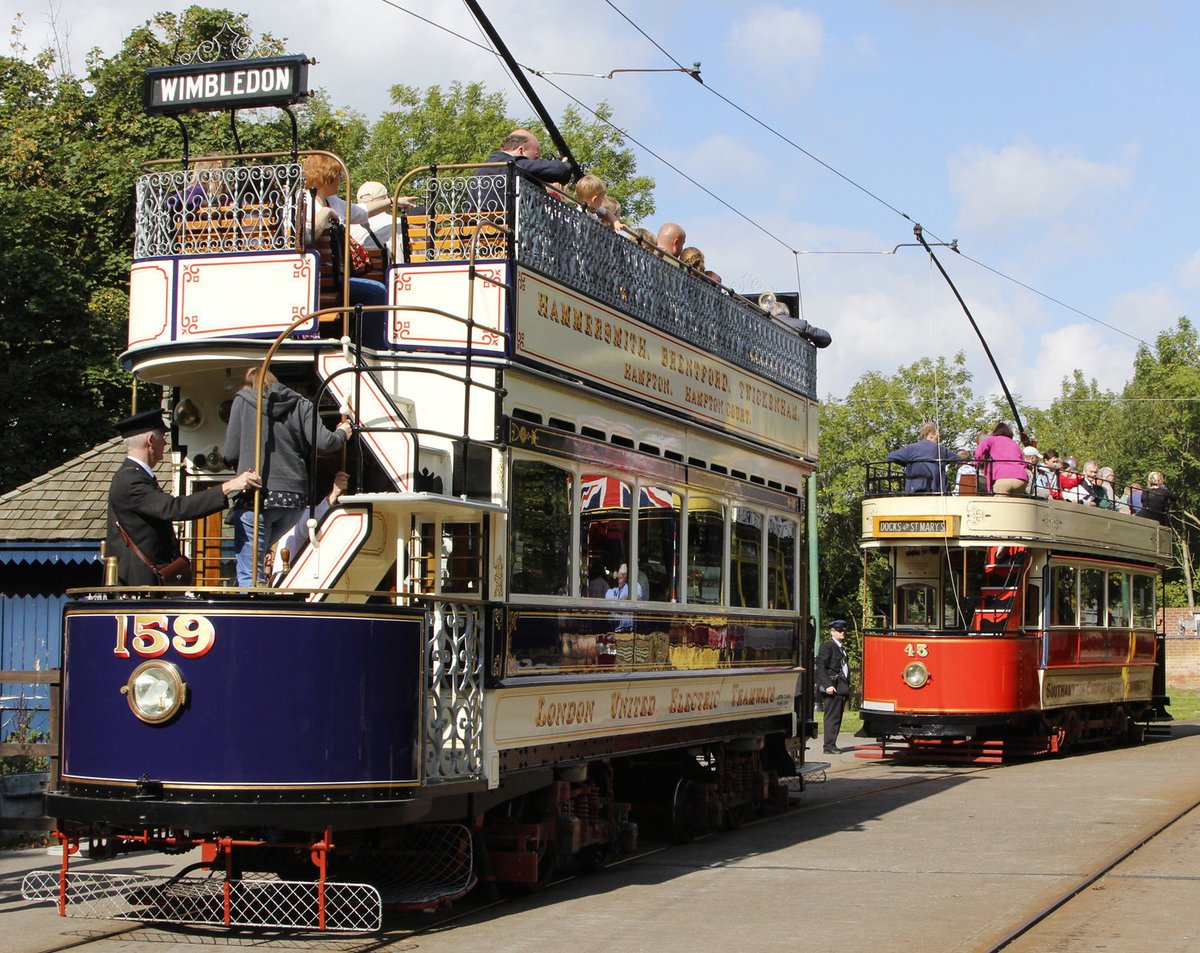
<box><xmin>34</xmin><ymin>734</ymin><xmax>798</xmax><ymax>930</ymax></box>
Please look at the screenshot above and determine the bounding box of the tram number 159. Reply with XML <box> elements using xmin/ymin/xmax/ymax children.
<box><xmin>904</xmin><ymin>642</ymin><xmax>929</xmax><ymax>658</ymax></box>
<box><xmin>113</xmin><ymin>615</ymin><xmax>216</xmax><ymax>659</ymax></box>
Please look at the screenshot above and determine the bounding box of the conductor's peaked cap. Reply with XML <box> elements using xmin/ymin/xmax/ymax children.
<box><xmin>115</xmin><ymin>409</ymin><xmax>168</xmax><ymax>437</ymax></box>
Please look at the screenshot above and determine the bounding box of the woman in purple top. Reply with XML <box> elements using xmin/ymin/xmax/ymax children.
<box><xmin>974</xmin><ymin>423</ymin><xmax>1028</xmax><ymax>496</ymax></box>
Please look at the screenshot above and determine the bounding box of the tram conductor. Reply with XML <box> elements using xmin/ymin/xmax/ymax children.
<box><xmin>106</xmin><ymin>409</ymin><xmax>261</xmax><ymax>585</ymax></box>
<box><xmin>816</xmin><ymin>619</ymin><xmax>852</xmax><ymax>754</ymax></box>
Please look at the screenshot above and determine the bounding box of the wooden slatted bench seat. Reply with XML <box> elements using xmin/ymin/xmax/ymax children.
<box><xmin>401</xmin><ymin>211</ymin><xmax>507</xmax><ymax>262</ymax></box>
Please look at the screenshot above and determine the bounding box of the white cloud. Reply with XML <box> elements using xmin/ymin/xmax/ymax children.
<box><xmin>949</xmin><ymin>143</ymin><xmax>1132</xmax><ymax>234</ymax></box>
<box><xmin>724</xmin><ymin>5</ymin><xmax>823</xmax><ymax>84</ymax></box>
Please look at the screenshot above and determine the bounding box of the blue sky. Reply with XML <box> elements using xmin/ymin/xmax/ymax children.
<box><xmin>7</xmin><ymin>0</ymin><xmax>1196</xmax><ymax>404</ymax></box>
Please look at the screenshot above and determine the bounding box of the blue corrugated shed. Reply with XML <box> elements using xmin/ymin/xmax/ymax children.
<box><xmin>0</xmin><ymin>439</ymin><xmax>170</xmax><ymax>740</ymax></box>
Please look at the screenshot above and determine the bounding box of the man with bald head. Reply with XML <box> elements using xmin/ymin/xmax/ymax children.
<box><xmin>657</xmin><ymin>222</ymin><xmax>686</xmax><ymax>258</ymax></box>
<box><xmin>470</xmin><ymin>128</ymin><xmax>573</xmax><ymax>212</ymax></box>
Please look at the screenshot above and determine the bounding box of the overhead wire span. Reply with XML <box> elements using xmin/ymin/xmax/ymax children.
<box><xmin>379</xmin><ymin>0</ymin><xmax>1155</xmax><ymax>351</ymax></box>
<box><xmin>600</xmin><ymin>0</ymin><xmax>1153</xmax><ymax>350</ymax></box>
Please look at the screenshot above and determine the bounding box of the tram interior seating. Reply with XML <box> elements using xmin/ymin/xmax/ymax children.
<box><xmin>401</xmin><ymin>211</ymin><xmax>507</xmax><ymax>262</ymax></box>
<box><xmin>178</xmin><ymin>202</ymin><xmax>282</xmax><ymax>255</ymax></box>
<box><xmin>308</xmin><ymin>223</ymin><xmax>389</xmax><ymax>346</ymax></box>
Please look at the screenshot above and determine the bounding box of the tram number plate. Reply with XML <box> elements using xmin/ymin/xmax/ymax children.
<box><xmin>113</xmin><ymin>614</ymin><xmax>216</xmax><ymax>659</ymax></box>
<box><xmin>904</xmin><ymin>642</ymin><xmax>929</xmax><ymax>658</ymax></box>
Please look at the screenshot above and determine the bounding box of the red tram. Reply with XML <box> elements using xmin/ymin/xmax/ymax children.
<box><xmin>857</xmin><ymin>468</ymin><xmax>1172</xmax><ymax>761</ymax></box>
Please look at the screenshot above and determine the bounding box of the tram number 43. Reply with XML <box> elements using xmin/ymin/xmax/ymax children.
<box><xmin>904</xmin><ymin>642</ymin><xmax>929</xmax><ymax>658</ymax></box>
<box><xmin>113</xmin><ymin>615</ymin><xmax>215</xmax><ymax>659</ymax></box>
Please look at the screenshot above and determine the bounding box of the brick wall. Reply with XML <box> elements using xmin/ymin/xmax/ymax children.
<box><xmin>1162</xmin><ymin>607</ymin><xmax>1200</xmax><ymax>690</ymax></box>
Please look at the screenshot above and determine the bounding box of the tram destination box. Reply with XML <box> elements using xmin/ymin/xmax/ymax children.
<box><xmin>143</xmin><ymin>54</ymin><xmax>311</xmax><ymax>116</ymax></box>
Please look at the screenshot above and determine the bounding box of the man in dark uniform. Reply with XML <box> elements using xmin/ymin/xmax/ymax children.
<box><xmin>107</xmin><ymin>409</ymin><xmax>260</xmax><ymax>585</ymax></box>
<box><xmin>468</xmin><ymin>128</ymin><xmax>574</xmax><ymax>213</ymax></box>
<box><xmin>815</xmin><ymin>619</ymin><xmax>852</xmax><ymax>754</ymax></box>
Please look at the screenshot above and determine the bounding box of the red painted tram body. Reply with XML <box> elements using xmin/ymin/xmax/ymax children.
<box><xmin>858</xmin><ymin>476</ymin><xmax>1171</xmax><ymax>758</ymax></box>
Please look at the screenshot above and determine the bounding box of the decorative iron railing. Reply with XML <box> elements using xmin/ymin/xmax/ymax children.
<box><xmin>410</xmin><ymin>167</ymin><xmax>817</xmax><ymax>398</ymax></box>
<box><xmin>134</xmin><ymin>162</ymin><xmax>302</xmax><ymax>258</ymax></box>
<box><xmin>424</xmin><ymin>602</ymin><xmax>484</xmax><ymax>783</ymax></box>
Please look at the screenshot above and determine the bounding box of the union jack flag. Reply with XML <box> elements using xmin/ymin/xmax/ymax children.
<box><xmin>580</xmin><ymin>475</ymin><xmax>675</xmax><ymax>511</ymax></box>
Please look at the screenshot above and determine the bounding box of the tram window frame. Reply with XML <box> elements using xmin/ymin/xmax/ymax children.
<box><xmin>767</xmin><ymin>514</ymin><xmax>797</xmax><ymax>611</ymax></box>
<box><xmin>896</xmin><ymin>583</ymin><xmax>937</xmax><ymax>628</ymax></box>
<box><xmin>1049</xmin><ymin>564</ymin><xmax>1078</xmax><ymax>626</ymax></box>
<box><xmin>579</xmin><ymin>471</ymin><xmax>634</xmax><ymax>601</ymax></box>
<box><xmin>1079</xmin><ymin>568</ymin><xmax>1105</xmax><ymax>627</ymax></box>
<box><xmin>731</xmin><ymin>506</ymin><xmax>764</xmax><ymax>609</ymax></box>
<box><xmin>637</xmin><ymin>484</ymin><xmax>683</xmax><ymax>603</ymax></box>
<box><xmin>1106</xmin><ymin>570</ymin><xmax>1131</xmax><ymax>628</ymax></box>
<box><xmin>1132</xmin><ymin>574</ymin><xmax>1156</xmax><ymax>628</ymax></box>
<box><xmin>686</xmin><ymin>497</ymin><xmax>725</xmax><ymax>606</ymax></box>
<box><xmin>510</xmin><ymin>458</ymin><xmax>573</xmax><ymax>597</ymax></box>
<box><xmin>942</xmin><ymin>549</ymin><xmax>985</xmax><ymax>630</ymax></box>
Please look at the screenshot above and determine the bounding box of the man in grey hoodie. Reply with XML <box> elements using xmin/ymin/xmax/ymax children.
<box><xmin>224</xmin><ymin>367</ymin><xmax>351</xmax><ymax>585</ymax></box>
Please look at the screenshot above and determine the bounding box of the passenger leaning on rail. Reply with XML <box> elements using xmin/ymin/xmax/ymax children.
<box><xmin>301</xmin><ymin>154</ymin><xmax>387</xmax><ymax>310</ymax></box>
<box><xmin>887</xmin><ymin>422</ymin><xmax>958</xmax><ymax>494</ymax></box>
<box><xmin>469</xmin><ymin>128</ymin><xmax>572</xmax><ymax>213</ymax></box>
<box><xmin>974</xmin><ymin>423</ymin><xmax>1027</xmax><ymax>496</ymax></box>
<box><xmin>223</xmin><ymin>366</ymin><xmax>352</xmax><ymax>586</ymax></box>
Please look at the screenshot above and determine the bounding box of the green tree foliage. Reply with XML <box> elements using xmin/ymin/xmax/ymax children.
<box><xmin>817</xmin><ymin>354</ymin><xmax>988</xmax><ymax>626</ymax></box>
<box><xmin>355</xmin><ymin>82</ymin><xmax>654</xmax><ymax>222</ymax></box>
<box><xmin>0</xmin><ymin>8</ymin><xmax>367</xmax><ymax>492</ymax></box>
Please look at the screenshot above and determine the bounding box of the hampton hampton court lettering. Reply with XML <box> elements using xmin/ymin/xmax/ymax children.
<box><xmin>534</xmin><ymin>291</ymin><xmax>799</xmax><ymax>426</ymax></box>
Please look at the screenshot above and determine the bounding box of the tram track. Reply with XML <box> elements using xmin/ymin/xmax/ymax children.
<box><xmin>976</xmin><ymin>791</ymin><xmax>1200</xmax><ymax>953</ymax></box>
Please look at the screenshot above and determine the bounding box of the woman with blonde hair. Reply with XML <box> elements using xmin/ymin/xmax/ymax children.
<box><xmin>301</xmin><ymin>154</ymin><xmax>387</xmax><ymax>309</ymax></box>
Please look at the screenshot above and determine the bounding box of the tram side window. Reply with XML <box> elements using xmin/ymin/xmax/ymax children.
<box><xmin>442</xmin><ymin>523</ymin><xmax>483</xmax><ymax>594</ymax></box>
<box><xmin>1050</xmin><ymin>565</ymin><xmax>1077</xmax><ymax>626</ymax></box>
<box><xmin>687</xmin><ymin>498</ymin><xmax>724</xmax><ymax>605</ymax></box>
<box><xmin>767</xmin><ymin>516</ymin><xmax>797</xmax><ymax>611</ymax></box>
<box><xmin>638</xmin><ymin>486</ymin><xmax>682</xmax><ymax>602</ymax></box>
<box><xmin>1107</xmin><ymin>571</ymin><xmax>1130</xmax><ymax>627</ymax></box>
<box><xmin>1080</xmin><ymin>568</ymin><xmax>1104</xmax><ymax>627</ymax></box>
<box><xmin>511</xmin><ymin>460</ymin><xmax>572</xmax><ymax>595</ymax></box>
<box><xmin>1024</xmin><ymin>581</ymin><xmax>1041</xmax><ymax>628</ymax></box>
<box><xmin>580</xmin><ymin>473</ymin><xmax>632</xmax><ymax>597</ymax></box>
<box><xmin>732</xmin><ymin>507</ymin><xmax>763</xmax><ymax>608</ymax></box>
<box><xmin>1132</xmin><ymin>574</ymin><xmax>1156</xmax><ymax>628</ymax></box>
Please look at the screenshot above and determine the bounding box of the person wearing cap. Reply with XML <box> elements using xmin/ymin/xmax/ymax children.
<box><xmin>106</xmin><ymin>409</ymin><xmax>260</xmax><ymax>586</ymax></box>
<box><xmin>815</xmin><ymin>620</ymin><xmax>852</xmax><ymax>754</ymax></box>
<box><xmin>350</xmin><ymin>181</ymin><xmax>416</xmax><ymax>259</ymax></box>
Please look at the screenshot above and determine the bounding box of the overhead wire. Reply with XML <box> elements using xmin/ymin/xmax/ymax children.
<box><xmin>601</xmin><ymin>0</ymin><xmax>1153</xmax><ymax>349</ymax></box>
<box><xmin>378</xmin><ymin>0</ymin><xmax>1151</xmax><ymax>350</ymax></box>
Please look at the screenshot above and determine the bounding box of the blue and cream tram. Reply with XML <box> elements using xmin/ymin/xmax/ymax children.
<box><xmin>24</xmin><ymin>52</ymin><xmax>824</xmax><ymax>931</ymax></box>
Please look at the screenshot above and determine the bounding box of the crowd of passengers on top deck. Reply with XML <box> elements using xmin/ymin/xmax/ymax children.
<box><xmin>886</xmin><ymin>420</ymin><xmax>1178</xmax><ymax>526</ymax></box>
<box><xmin>176</xmin><ymin>129</ymin><xmax>808</xmax><ymax>330</ymax></box>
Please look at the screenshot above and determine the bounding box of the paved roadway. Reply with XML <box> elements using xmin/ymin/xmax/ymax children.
<box><xmin>4</xmin><ymin>723</ymin><xmax>1199</xmax><ymax>953</ymax></box>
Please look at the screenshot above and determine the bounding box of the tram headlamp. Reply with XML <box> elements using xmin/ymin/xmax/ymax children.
<box><xmin>121</xmin><ymin>660</ymin><xmax>187</xmax><ymax>724</ymax></box>
<box><xmin>902</xmin><ymin>661</ymin><xmax>930</xmax><ymax>689</ymax></box>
